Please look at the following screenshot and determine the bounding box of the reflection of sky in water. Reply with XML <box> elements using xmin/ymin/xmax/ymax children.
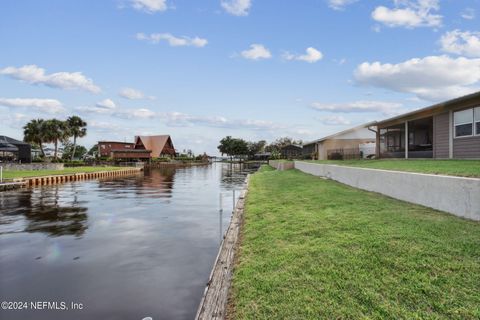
<box><xmin>0</xmin><ymin>163</ymin><xmax>256</xmax><ymax>320</ymax></box>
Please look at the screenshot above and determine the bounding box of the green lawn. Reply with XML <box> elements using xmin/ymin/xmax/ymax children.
<box><xmin>229</xmin><ymin>167</ymin><xmax>480</xmax><ymax>319</ymax></box>
<box><xmin>1</xmin><ymin>166</ymin><xmax>127</xmax><ymax>179</ymax></box>
<box><xmin>307</xmin><ymin>159</ymin><xmax>480</xmax><ymax>178</ymax></box>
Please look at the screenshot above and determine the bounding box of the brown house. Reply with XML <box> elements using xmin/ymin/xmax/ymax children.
<box><xmin>375</xmin><ymin>91</ymin><xmax>480</xmax><ymax>159</ymax></box>
<box><xmin>97</xmin><ymin>135</ymin><xmax>176</xmax><ymax>161</ymax></box>
<box><xmin>135</xmin><ymin>135</ymin><xmax>176</xmax><ymax>158</ymax></box>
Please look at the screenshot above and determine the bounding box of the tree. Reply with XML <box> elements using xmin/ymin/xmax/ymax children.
<box><xmin>247</xmin><ymin>140</ymin><xmax>266</xmax><ymax>159</ymax></box>
<box><xmin>62</xmin><ymin>142</ymin><xmax>87</xmax><ymax>160</ymax></box>
<box><xmin>66</xmin><ymin>116</ymin><xmax>87</xmax><ymax>161</ymax></box>
<box><xmin>218</xmin><ymin>136</ymin><xmax>248</xmax><ymax>160</ymax></box>
<box><xmin>23</xmin><ymin>119</ymin><xmax>46</xmax><ymax>157</ymax></box>
<box><xmin>266</xmin><ymin>137</ymin><xmax>303</xmax><ymax>153</ymax></box>
<box><xmin>43</xmin><ymin>119</ymin><xmax>69</xmax><ymax>160</ymax></box>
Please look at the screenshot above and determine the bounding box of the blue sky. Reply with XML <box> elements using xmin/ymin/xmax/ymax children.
<box><xmin>1</xmin><ymin>0</ymin><xmax>479</xmax><ymax>154</ymax></box>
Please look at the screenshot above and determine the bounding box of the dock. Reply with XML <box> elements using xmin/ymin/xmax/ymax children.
<box><xmin>0</xmin><ymin>181</ymin><xmax>28</xmax><ymax>191</ymax></box>
<box><xmin>195</xmin><ymin>175</ymin><xmax>250</xmax><ymax>320</ymax></box>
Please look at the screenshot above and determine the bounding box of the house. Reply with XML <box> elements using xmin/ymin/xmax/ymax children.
<box><xmin>280</xmin><ymin>144</ymin><xmax>303</xmax><ymax>159</ymax></box>
<box><xmin>135</xmin><ymin>135</ymin><xmax>176</xmax><ymax>158</ymax></box>
<box><xmin>43</xmin><ymin>147</ymin><xmax>64</xmax><ymax>159</ymax></box>
<box><xmin>97</xmin><ymin>135</ymin><xmax>176</xmax><ymax>161</ymax></box>
<box><xmin>302</xmin><ymin>123</ymin><xmax>376</xmax><ymax>160</ymax></box>
<box><xmin>0</xmin><ymin>136</ymin><xmax>31</xmax><ymax>163</ymax></box>
<box><xmin>375</xmin><ymin>91</ymin><xmax>480</xmax><ymax>159</ymax></box>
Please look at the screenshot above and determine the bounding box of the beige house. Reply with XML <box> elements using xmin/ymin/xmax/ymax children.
<box><xmin>303</xmin><ymin>123</ymin><xmax>376</xmax><ymax>160</ymax></box>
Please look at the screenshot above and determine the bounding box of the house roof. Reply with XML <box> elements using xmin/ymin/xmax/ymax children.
<box><xmin>303</xmin><ymin>121</ymin><xmax>377</xmax><ymax>146</ymax></box>
<box><xmin>376</xmin><ymin>90</ymin><xmax>480</xmax><ymax>126</ymax></box>
<box><xmin>0</xmin><ymin>135</ymin><xmax>30</xmax><ymax>145</ymax></box>
<box><xmin>136</xmin><ymin>135</ymin><xmax>173</xmax><ymax>156</ymax></box>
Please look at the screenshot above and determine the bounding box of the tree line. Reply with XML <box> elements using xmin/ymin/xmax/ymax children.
<box><xmin>23</xmin><ymin>116</ymin><xmax>87</xmax><ymax>161</ymax></box>
<box><xmin>218</xmin><ymin>136</ymin><xmax>302</xmax><ymax>160</ymax></box>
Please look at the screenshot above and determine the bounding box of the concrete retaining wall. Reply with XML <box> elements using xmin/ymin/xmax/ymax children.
<box><xmin>269</xmin><ymin>160</ymin><xmax>294</xmax><ymax>171</ymax></box>
<box><xmin>294</xmin><ymin>161</ymin><xmax>480</xmax><ymax>221</ymax></box>
<box><xmin>1</xmin><ymin>163</ymin><xmax>64</xmax><ymax>171</ymax></box>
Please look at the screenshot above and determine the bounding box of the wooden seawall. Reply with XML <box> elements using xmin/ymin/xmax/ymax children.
<box><xmin>1</xmin><ymin>168</ymin><xmax>143</xmax><ymax>190</ymax></box>
<box><xmin>195</xmin><ymin>175</ymin><xmax>250</xmax><ymax>320</ymax></box>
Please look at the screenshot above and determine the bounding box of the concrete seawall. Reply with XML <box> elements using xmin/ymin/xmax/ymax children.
<box><xmin>269</xmin><ymin>160</ymin><xmax>294</xmax><ymax>171</ymax></box>
<box><xmin>294</xmin><ymin>161</ymin><xmax>480</xmax><ymax>221</ymax></box>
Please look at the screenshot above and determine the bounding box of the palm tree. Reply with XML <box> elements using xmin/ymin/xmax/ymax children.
<box><xmin>23</xmin><ymin>119</ymin><xmax>46</xmax><ymax>157</ymax></box>
<box><xmin>43</xmin><ymin>119</ymin><xmax>69</xmax><ymax>160</ymax></box>
<box><xmin>66</xmin><ymin>116</ymin><xmax>87</xmax><ymax>160</ymax></box>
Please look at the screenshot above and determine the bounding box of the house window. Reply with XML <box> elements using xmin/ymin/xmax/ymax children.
<box><xmin>454</xmin><ymin>108</ymin><xmax>473</xmax><ymax>137</ymax></box>
<box><xmin>101</xmin><ymin>145</ymin><xmax>105</xmax><ymax>149</ymax></box>
<box><xmin>475</xmin><ymin>107</ymin><xmax>480</xmax><ymax>135</ymax></box>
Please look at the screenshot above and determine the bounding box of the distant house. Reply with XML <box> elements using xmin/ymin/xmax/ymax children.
<box><xmin>44</xmin><ymin>147</ymin><xmax>64</xmax><ymax>159</ymax></box>
<box><xmin>135</xmin><ymin>135</ymin><xmax>176</xmax><ymax>158</ymax></box>
<box><xmin>0</xmin><ymin>136</ymin><xmax>31</xmax><ymax>163</ymax></box>
<box><xmin>97</xmin><ymin>135</ymin><xmax>176</xmax><ymax>161</ymax></box>
<box><xmin>302</xmin><ymin>123</ymin><xmax>376</xmax><ymax>160</ymax></box>
<box><xmin>280</xmin><ymin>144</ymin><xmax>303</xmax><ymax>159</ymax></box>
<box><xmin>375</xmin><ymin>91</ymin><xmax>480</xmax><ymax>159</ymax></box>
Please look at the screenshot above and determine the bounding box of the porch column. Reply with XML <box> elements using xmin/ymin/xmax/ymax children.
<box><xmin>405</xmin><ymin>121</ymin><xmax>409</xmax><ymax>159</ymax></box>
<box><xmin>449</xmin><ymin>110</ymin><xmax>453</xmax><ymax>159</ymax></box>
<box><xmin>375</xmin><ymin>128</ymin><xmax>380</xmax><ymax>159</ymax></box>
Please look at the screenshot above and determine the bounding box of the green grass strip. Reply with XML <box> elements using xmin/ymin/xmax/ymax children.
<box><xmin>230</xmin><ymin>167</ymin><xmax>480</xmax><ymax>319</ymax></box>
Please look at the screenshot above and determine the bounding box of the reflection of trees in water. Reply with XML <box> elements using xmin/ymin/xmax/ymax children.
<box><xmin>0</xmin><ymin>185</ymin><xmax>88</xmax><ymax>237</ymax></box>
<box><xmin>96</xmin><ymin>168</ymin><xmax>176</xmax><ymax>199</ymax></box>
<box><xmin>220</xmin><ymin>163</ymin><xmax>258</xmax><ymax>188</ymax></box>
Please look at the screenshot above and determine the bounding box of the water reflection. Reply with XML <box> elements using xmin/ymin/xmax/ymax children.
<box><xmin>0</xmin><ymin>163</ymin><xmax>255</xmax><ymax>320</ymax></box>
<box><xmin>1</xmin><ymin>184</ymin><xmax>88</xmax><ymax>237</ymax></box>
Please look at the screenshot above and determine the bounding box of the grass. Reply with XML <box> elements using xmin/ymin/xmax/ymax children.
<box><xmin>307</xmin><ymin>159</ymin><xmax>480</xmax><ymax>178</ymax></box>
<box><xmin>1</xmin><ymin>166</ymin><xmax>127</xmax><ymax>179</ymax></box>
<box><xmin>229</xmin><ymin>167</ymin><xmax>480</xmax><ymax>319</ymax></box>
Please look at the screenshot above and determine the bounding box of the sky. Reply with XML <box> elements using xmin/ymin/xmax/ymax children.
<box><xmin>1</xmin><ymin>0</ymin><xmax>479</xmax><ymax>155</ymax></box>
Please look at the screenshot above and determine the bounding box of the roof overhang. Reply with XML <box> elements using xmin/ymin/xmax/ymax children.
<box><xmin>376</xmin><ymin>90</ymin><xmax>480</xmax><ymax>128</ymax></box>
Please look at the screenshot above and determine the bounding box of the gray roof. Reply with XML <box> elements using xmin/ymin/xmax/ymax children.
<box><xmin>376</xmin><ymin>90</ymin><xmax>480</xmax><ymax>125</ymax></box>
<box><xmin>0</xmin><ymin>135</ymin><xmax>29</xmax><ymax>145</ymax></box>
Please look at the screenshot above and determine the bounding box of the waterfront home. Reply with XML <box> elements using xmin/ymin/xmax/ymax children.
<box><xmin>135</xmin><ymin>135</ymin><xmax>176</xmax><ymax>158</ymax></box>
<box><xmin>375</xmin><ymin>91</ymin><xmax>480</xmax><ymax>159</ymax></box>
<box><xmin>302</xmin><ymin>123</ymin><xmax>376</xmax><ymax>160</ymax></box>
<box><xmin>98</xmin><ymin>135</ymin><xmax>176</xmax><ymax>161</ymax></box>
<box><xmin>0</xmin><ymin>135</ymin><xmax>31</xmax><ymax>163</ymax></box>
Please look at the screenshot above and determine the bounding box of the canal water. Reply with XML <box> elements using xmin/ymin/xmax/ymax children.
<box><xmin>0</xmin><ymin>163</ymin><xmax>257</xmax><ymax>320</ymax></box>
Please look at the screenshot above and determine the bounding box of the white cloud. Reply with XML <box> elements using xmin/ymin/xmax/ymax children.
<box><xmin>119</xmin><ymin>87</ymin><xmax>145</xmax><ymax>100</ymax></box>
<box><xmin>283</xmin><ymin>47</ymin><xmax>323</xmax><ymax>63</ymax></box>
<box><xmin>221</xmin><ymin>0</ymin><xmax>252</xmax><ymax>16</ymax></box>
<box><xmin>0</xmin><ymin>64</ymin><xmax>101</xmax><ymax>93</ymax></box>
<box><xmin>131</xmin><ymin>0</ymin><xmax>167</xmax><ymax>13</ymax></box>
<box><xmin>354</xmin><ymin>55</ymin><xmax>480</xmax><ymax>101</ymax></box>
<box><xmin>318</xmin><ymin>115</ymin><xmax>352</xmax><ymax>125</ymax></box>
<box><xmin>136</xmin><ymin>33</ymin><xmax>208</xmax><ymax>47</ymax></box>
<box><xmin>241</xmin><ymin>44</ymin><xmax>272</xmax><ymax>60</ymax></box>
<box><xmin>461</xmin><ymin>8</ymin><xmax>475</xmax><ymax>20</ymax></box>
<box><xmin>328</xmin><ymin>0</ymin><xmax>358</xmax><ymax>10</ymax></box>
<box><xmin>440</xmin><ymin>30</ymin><xmax>480</xmax><ymax>58</ymax></box>
<box><xmin>312</xmin><ymin>100</ymin><xmax>404</xmax><ymax>116</ymax></box>
<box><xmin>372</xmin><ymin>0</ymin><xmax>442</xmax><ymax>28</ymax></box>
<box><xmin>96</xmin><ymin>99</ymin><xmax>116</xmax><ymax>109</ymax></box>
<box><xmin>161</xmin><ymin>112</ymin><xmax>284</xmax><ymax>130</ymax></box>
<box><xmin>0</xmin><ymin>98</ymin><xmax>65</xmax><ymax>113</ymax></box>
<box><xmin>115</xmin><ymin>108</ymin><xmax>156</xmax><ymax>119</ymax></box>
